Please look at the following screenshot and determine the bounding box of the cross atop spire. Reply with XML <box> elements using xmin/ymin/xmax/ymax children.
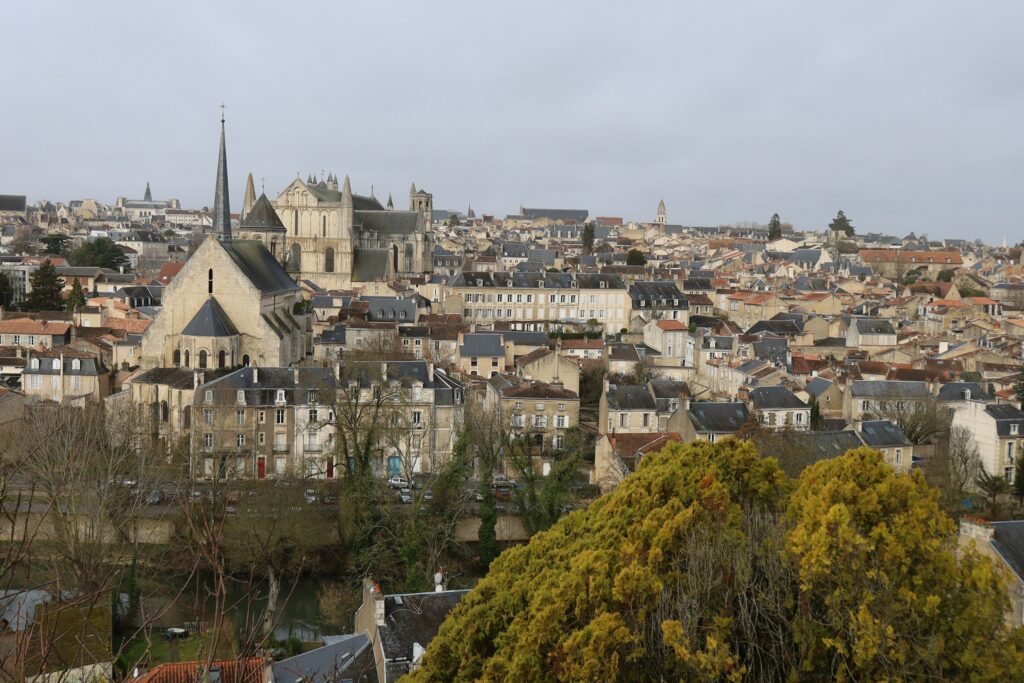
<box><xmin>212</xmin><ymin>111</ymin><xmax>232</xmax><ymax>240</ymax></box>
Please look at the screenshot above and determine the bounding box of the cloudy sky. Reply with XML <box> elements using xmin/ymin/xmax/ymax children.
<box><xmin>4</xmin><ymin>1</ymin><xmax>1022</xmax><ymax>242</ymax></box>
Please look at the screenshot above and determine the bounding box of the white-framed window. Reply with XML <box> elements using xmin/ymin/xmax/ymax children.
<box><xmin>236</xmin><ymin>409</ymin><xmax>245</xmax><ymax>426</ymax></box>
<box><xmin>274</xmin><ymin>433</ymin><xmax>286</xmax><ymax>451</ymax></box>
<box><xmin>205</xmin><ymin>390</ymin><xmax>213</xmax><ymax>404</ymax></box>
<box><xmin>555</xmin><ymin>415</ymin><xmax>568</xmax><ymax>428</ymax></box>
<box><xmin>71</xmin><ymin>359</ymin><xmax>80</xmax><ymax>371</ymax></box>
<box><xmin>412</xmin><ymin>410</ymin><xmax>422</xmax><ymax>426</ymax></box>
<box><xmin>258</xmin><ymin>432</ymin><xmax>266</xmax><ymax>446</ymax></box>
<box><xmin>30</xmin><ymin>358</ymin><xmax>39</xmax><ymax>369</ymax></box>
<box><xmin>514</xmin><ymin>401</ymin><xmax>523</xmax><ymax>410</ymax></box>
<box><xmin>236</xmin><ymin>433</ymin><xmax>245</xmax><ymax>447</ymax></box>
<box><xmin>276</xmin><ymin>389</ymin><xmax>286</xmax><ymax>404</ymax></box>
<box><xmin>236</xmin><ymin>390</ymin><xmax>245</xmax><ymax>404</ymax></box>
<box><xmin>554</xmin><ymin>434</ymin><xmax>565</xmax><ymax>449</ymax></box>
<box><xmin>203</xmin><ymin>409</ymin><xmax>213</xmax><ymax>426</ymax></box>
<box><xmin>258</xmin><ymin>410</ymin><xmax>266</xmax><ymax>424</ymax></box>
<box><xmin>894</xmin><ymin>448</ymin><xmax>903</xmax><ymax>465</ymax></box>
<box><xmin>1012</xmin><ymin>424</ymin><xmax>1020</xmax><ymax>436</ymax></box>
<box><xmin>533</xmin><ymin>415</ymin><xmax>548</xmax><ymax>428</ymax></box>
<box><xmin>619</xmin><ymin>414</ymin><xmax>628</xmax><ymax>428</ymax></box>
<box><xmin>535</xmin><ymin>403</ymin><xmax>544</xmax><ymax>412</ymax></box>
<box><xmin>203</xmin><ymin>433</ymin><xmax>213</xmax><ymax>450</ymax></box>
<box><xmin>308</xmin><ymin>408</ymin><xmax>318</xmax><ymax>423</ymax></box>
<box><xmin>1006</xmin><ymin>466</ymin><xmax>1015</xmax><ymax>482</ymax></box>
<box><xmin>275</xmin><ymin>409</ymin><xmax>286</xmax><ymax>425</ymax></box>
<box><xmin>558</xmin><ymin>403</ymin><xmax>566</xmax><ymax>411</ymax></box>
<box><xmin>307</xmin><ymin>432</ymin><xmax>320</xmax><ymax>450</ymax></box>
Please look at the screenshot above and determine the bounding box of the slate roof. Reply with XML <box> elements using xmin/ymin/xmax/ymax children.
<box><xmin>854</xmin><ymin>318</ymin><xmax>896</xmax><ymax>335</ymax></box>
<box><xmin>182</xmin><ymin>298</ymin><xmax>239</xmax><ymax>337</ymax></box>
<box><xmin>606</xmin><ymin>384</ymin><xmax>657</xmax><ymax>411</ymax></box>
<box><xmin>521</xmin><ymin>207</ymin><xmax>588</xmax><ymax>222</ymax></box>
<box><xmin>379</xmin><ymin>590</ymin><xmax>469</xmax><ymax>681</ymax></box>
<box><xmin>986</xmin><ymin>404</ymin><xmax>1024</xmax><ymax>436</ymax></box>
<box><xmin>688</xmin><ymin>401</ymin><xmax>750</xmax><ymax>433</ymax></box>
<box><xmin>501</xmin><ymin>330</ymin><xmax>550</xmax><ymax>346</ymax></box>
<box><xmin>221</xmin><ymin>239</ymin><xmax>298</xmax><ymax>294</ymax></box>
<box><xmin>0</xmin><ymin>195</ymin><xmax>27</xmax><ymax>212</ymax></box>
<box><xmin>364</xmin><ymin>296</ymin><xmax>417</xmax><ymax>322</ymax></box>
<box><xmin>849</xmin><ymin>380</ymin><xmax>931</xmax><ymax>400</ymax></box>
<box><xmin>305</xmin><ymin>183</ymin><xmax>385</xmax><ymax>210</ymax></box>
<box><xmin>937</xmin><ymin>382</ymin><xmax>992</xmax><ymax>402</ymax></box>
<box><xmin>805</xmin><ymin>377</ymin><xmax>834</xmax><ymax>398</ymax></box>
<box><xmin>355</xmin><ymin>210</ymin><xmax>421</xmax><ymax>235</ymax></box>
<box><xmin>750</xmin><ymin>386</ymin><xmax>807</xmax><ymax>410</ymax></box>
<box><xmin>239</xmin><ymin>193</ymin><xmax>285</xmax><ymax>231</ymax></box>
<box><xmin>775</xmin><ymin>430</ymin><xmax>866</xmax><ymax>477</ymax></box>
<box><xmin>746</xmin><ymin>319</ymin><xmax>802</xmax><ymax>336</ymax></box>
<box><xmin>460</xmin><ymin>333</ymin><xmax>504</xmax><ymax>357</ymax></box>
<box><xmin>352</xmin><ymin>248</ymin><xmax>390</xmax><ymax>281</ymax></box>
<box><xmin>858</xmin><ymin>420</ymin><xmax>912</xmax><ymax>448</ymax></box>
<box><xmin>269</xmin><ymin>634</ymin><xmax>376</xmax><ymax>683</ymax></box>
<box><xmin>990</xmin><ymin>521</ymin><xmax>1024</xmax><ymax>582</ymax></box>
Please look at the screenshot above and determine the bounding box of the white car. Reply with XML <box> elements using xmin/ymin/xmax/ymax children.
<box><xmin>388</xmin><ymin>476</ymin><xmax>410</xmax><ymax>489</ymax></box>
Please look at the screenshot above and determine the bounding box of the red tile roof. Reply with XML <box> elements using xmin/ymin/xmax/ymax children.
<box><xmin>133</xmin><ymin>658</ymin><xmax>264</xmax><ymax>683</ymax></box>
<box><xmin>656</xmin><ymin>320</ymin><xmax>687</xmax><ymax>331</ymax></box>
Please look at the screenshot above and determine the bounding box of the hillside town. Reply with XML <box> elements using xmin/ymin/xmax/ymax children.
<box><xmin>2</xmin><ymin>117</ymin><xmax>1024</xmax><ymax>680</ymax></box>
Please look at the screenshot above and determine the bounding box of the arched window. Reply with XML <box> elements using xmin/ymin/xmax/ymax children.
<box><xmin>325</xmin><ymin>248</ymin><xmax>335</xmax><ymax>273</ymax></box>
<box><xmin>208</xmin><ymin>269</ymin><xmax>213</xmax><ymax>294</ymax></box>
<box><xmin>199</xmin><ymin>350</ymin><xmax>208</xmax><ymax>369</ymax></box>
<box><xmin>71</xmin><ymin>359</ymin><xmax>80</xmax><ymax>371</ymax></box>
<box><xmin>270</xmin><ymin>240</ymin><xmax>277</xmax><ymax>258</ymax></box>
<box><xmin>242</xmin><ymin>354</ymin><xmax>250</xmax><ymax>367</ymax></box>
<box><xmin>161</xmin><ymin>400</ymin><xmax>168</xmax><ymax>422</ymax></box>
<box><xmin>391</xmin><ymin>244</ymin><xmax>399</xmax><ymax>273</ymax></box>
<box><xmin>290</xmin><ymin>243</ymin><xmax>302</xmax><ymax>271</ymax></box>
<box><xmin>294</xmin><ymin>210</ymin><xmax>299</xmax><ymax>235</ymax></box>
<box><xmin>173</xmin><ymin>349</ymin><xmax>181</xmax><ymax>367</ymax></box>
<box><xmin>183</xmin><ymin>350</ymin><xmax>190</xmax><ymax>367</ymax></box>
<box><xmin>31</xmin><ymin>358</ymin><xmax>39</xmax><ymax>369</ymax></box>
<box><xmin>322</xmin><ymin>215</ymin><xmax>327</xmax><ymax>237</ymax></box>
<box><xmin>218</xmin><ymin>349</ymin><xmax>226</xmax><ymax>368</ymax></box>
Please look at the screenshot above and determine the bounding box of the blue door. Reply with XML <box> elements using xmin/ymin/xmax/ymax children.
<box><xmin>388</xmin><ymin>456</ymin><xmax>401</xmax><ymax>477</ymax></box>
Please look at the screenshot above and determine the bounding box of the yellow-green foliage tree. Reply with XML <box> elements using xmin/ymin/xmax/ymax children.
<box><xmin>409</xmin><ymin>441</ymin><xmax>1024</xmax><ymax>682</ymax></box>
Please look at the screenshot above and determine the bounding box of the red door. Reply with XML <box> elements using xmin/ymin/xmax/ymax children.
<box><xmin>326</xmin><ymin>459</ymin><xmax>335</xmax><ymax>479</ymax></box>
<box><xmin>257</xmin><ymin>458</ymin><xmax>266</xmax><ymax>479</ymax></box>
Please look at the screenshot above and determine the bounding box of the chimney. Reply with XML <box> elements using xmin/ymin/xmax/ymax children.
<box><xmin>252</xmin><ymin>366</ymin><xmax>258</xmax><ymax>383</ymax></box>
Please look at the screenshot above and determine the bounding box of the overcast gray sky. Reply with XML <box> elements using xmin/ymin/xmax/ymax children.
<box><xmin>4</xmin><ymin>1</ymin><xmax>1022</xmax><ymax>242</ymax></box>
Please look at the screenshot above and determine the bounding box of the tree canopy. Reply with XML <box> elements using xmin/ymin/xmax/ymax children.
<box><xmin>828</xmin><ymin>210</ymin><xmax>854</xmax><ymax>237</ymax></box>
<box><xmin>768</xmin><ymin>213</ymin><xmax>782</xmax><ymax>241</ymax></box>
<box><xmin>410</xmin><ymin>441</ymin><xmax>1024</xmax><ymax>682</ymax></box>
<box><xmin>626</xmin><ymin>249</ymin><xmax>647</xmax><ymax>266</ymax></box>
<box><xmin>69</xmin><ymin>237</ymin><xmax>129</xmax><ymax>270</ymax></box>
<box><xmin>25</xmin><ymin>259</ymin><xmax>65</xmax><ymax>312</ymax></box>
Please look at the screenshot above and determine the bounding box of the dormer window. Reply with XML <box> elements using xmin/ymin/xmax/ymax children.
<box><xmin>52</xmin><ymin>359</ymin><xmax>60</xmax><ymax>370</ymax></box>
<box><xmin>1013</xmin><ymin>424</ymin><xmax>1020</xmax><ymax>436</ymax></box>
<box><xmin>276</xmin><ymin>389</ymin><xmax>286</xmax><ymax>404</ymax></box>
<box><xmin>71</xmin><ymin>359</ymin><xmax>80</xmax><ymax>371</ymax></box>
<box><xmin>30</xmin><ymin>358</ymin><xmax>39</xmax><ymax>369</ymax></box>
<box><xmin>237</xmin><ymin>390</ymin><xmax>246</xmax><ymax>404</ymax></box>
<box><xmin>205</xmin><ymin>390</ymin><xmax>213</xmax><ymax>404</ymax></box>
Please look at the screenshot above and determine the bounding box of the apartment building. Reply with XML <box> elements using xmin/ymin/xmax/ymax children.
<box><xmin>445</xmin><ymin>271</ymin><xmax>630</xmax><ymax>333</ymax></box>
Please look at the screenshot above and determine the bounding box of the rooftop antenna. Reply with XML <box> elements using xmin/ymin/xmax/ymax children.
<box><xmin>261</xmin><ymin>177</ymin><xmax>265</xmax><ymax>193</ymax></box>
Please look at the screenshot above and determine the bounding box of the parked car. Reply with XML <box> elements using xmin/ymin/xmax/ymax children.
<box><xmin>388</xmin><ymin>476</ymin><xmax>410</xmax><ymax>489</ymax></box>
<box><xmin>304</xmin><ymin>488</ymin><xmax>319</xmax><ymax>505</ymax></box>
<box><xmin>397</xmin><ymin>488</ymin><xmax>413</xmax><ymax>504</ymax></box>
<box><xmin>145</xmin><ymin>489</ymin><xmax>164</xmax><ymax>506</ymax></box>
<box><xmin>491</xmin><ymin>474</ymin><xmax>517</xmax><ymax>489</ymax></box>
<box><xmin>423</xmin><ymin>489</ymin><xmax>433</xmax><ymax>502</ymax></box>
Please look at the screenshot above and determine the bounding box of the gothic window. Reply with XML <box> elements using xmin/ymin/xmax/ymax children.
<box><xmin>173</xmin><ymin>349</ymin><xmax>181</xmax><ymax>367</ymax></box>
<box><xmin>242</xmin><ymin>354</ymin><xmax>250</xmax><ymax>367</ymax></box>
<box><xmin>322</xmin><ymin>215</ymin><xmax>327</xmax><ymax>237</ymax></box>
<box><xmin>208</xmin><ymin>269</ymin><xmax>213</xmax><ymax>294</ymax></box>
<box><xmin>199</xmin><ymin>350</ymin><xmax>208</xmax><ymax>369</ymax></box>
<box><xmin>290</xmin><ymin>243</ymin><xmax>302</xmax><ymax>271</ymax></box>
<box><xmin>294</xmin><ymin>210</ymin><xmax>299</xmax><ymax>235</ymax></box>
<box><xmin>184</xmin><ymin>350</ymin><xmax>190</xmax><ymax>367</ymax></box>
<box><xmin>218</xmin><ymin>350</ymin><xmax>226</xmax><ymax>368</ymax></box>
<box><xmin>391</xmin><ymin>244</ymin><xmax>399</xmax><ymax>273</ymax></box>
<box><xmin>325</xmin><ymin>248</ymin><xmax>335</xmax><ymax>273</ymax></box>
<box><xmin>161</xmin><ymin>400</ymin><xmax>168</xmax><ymax>422</ymax></box>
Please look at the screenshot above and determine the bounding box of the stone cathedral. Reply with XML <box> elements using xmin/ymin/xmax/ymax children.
<box><xmin>237</xmin><ymin>173</ymin><xmax>434</xmax><ymax>290</ymax></box>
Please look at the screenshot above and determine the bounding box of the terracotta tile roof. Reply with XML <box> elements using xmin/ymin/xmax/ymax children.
<box><xmin>155</xmin><ymin>262</ymin><xmax>185</xmax><ymax>285</ymax></box>
<box><xmin>101</xmin><ymin>317</ymin><xmax>151</xmax><ymax>334</ymax></box>
<box><xmin>133</xmin><ymin>658</ymin><xmax>264</xmax><ymax>683</ymax></box>
<box><xmin>656</xmin><ymin>320</ymin><xmax>686</xmax><ymax>331</ymax></box>
<box><xmin>858</xmin><ymin>249</ymin><xmax>963</xmax><ymax>265</ymax></box>
<box><xmin>561</xmin><ymin>338</ymin><xmax>604</xmax><ymax>350</ymax></box>
<box><xmin>0</xmin><ymin>320</ymin><xmax>71</xmax><ymax>335</ymax></box>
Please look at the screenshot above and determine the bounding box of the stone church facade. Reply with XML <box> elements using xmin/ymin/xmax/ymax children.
<box><xmin>263</xmin><ymin>176</ymin><xmax>433</xmax><ymax>290</ymax></box>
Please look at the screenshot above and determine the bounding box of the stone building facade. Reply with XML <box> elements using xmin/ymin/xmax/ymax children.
<box><xmin>268</xmin><ymin>176</ymin><xmax>433</xmax><ymax>289</ymax></box>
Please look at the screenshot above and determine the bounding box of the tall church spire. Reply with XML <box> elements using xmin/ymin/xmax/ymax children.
<box><xmin>213</xmin><ymin>111</ymin><xmax>232</xmax><ymax>240</ymax></box>
<box><xmin>242</xmin><ymin>172</ymin><xmax>256</xmax><ymax>221</ymax></box>
<box><xmin>144</xmin><ymin>182</ymin><xmax>152</xmax><ymax>202</ymax></box>
<box><xmin>340</xmin><ymin>175</ymin><xmax>352</xmax><ymax>209</ymax></box>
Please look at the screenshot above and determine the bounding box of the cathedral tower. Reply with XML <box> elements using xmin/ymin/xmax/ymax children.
<box><xmin>212</xmin><ymin>114</ymin><xmax>231</xmax><ymax>240</ymax></box>
<box><xmin>656</xmin><ymin>198</ymin><xmax>666</xmax><ymax>225</ymax></box>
